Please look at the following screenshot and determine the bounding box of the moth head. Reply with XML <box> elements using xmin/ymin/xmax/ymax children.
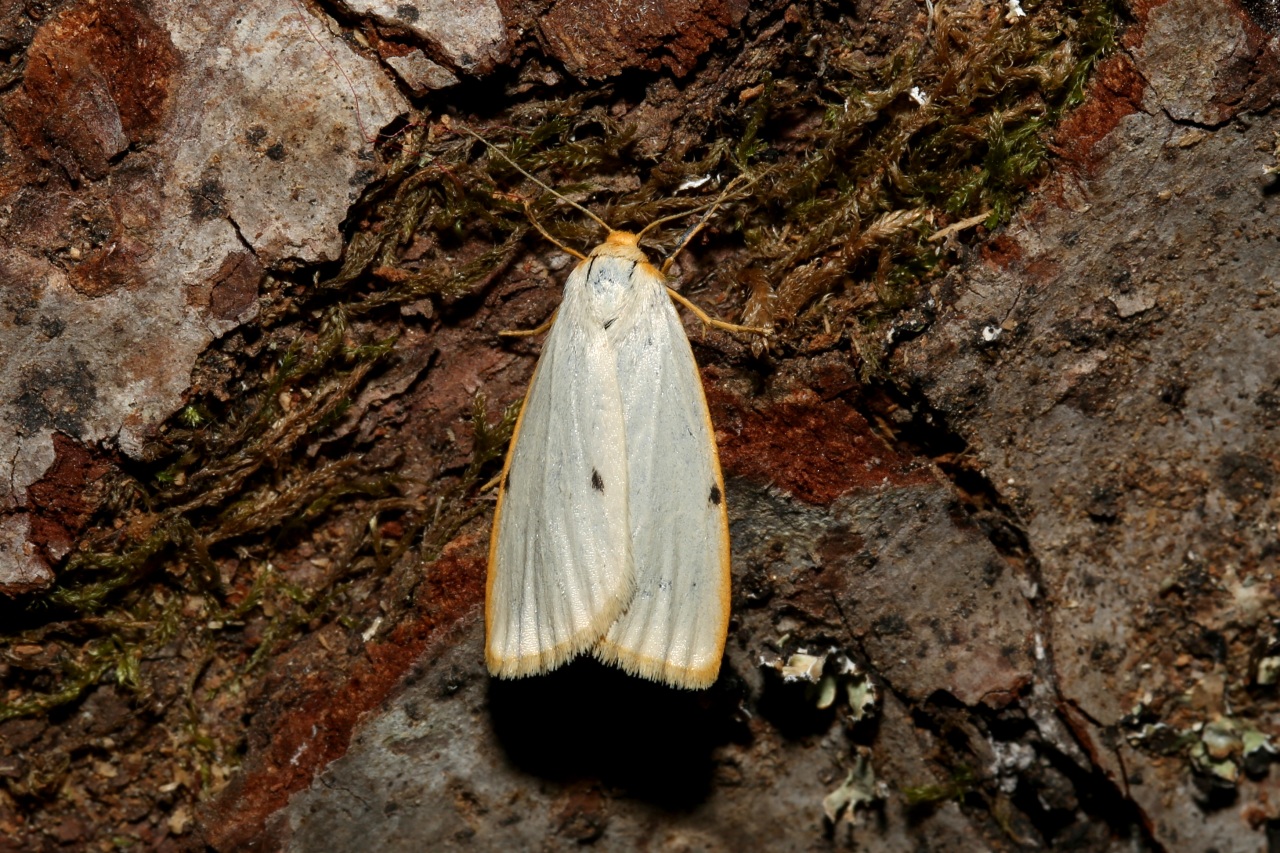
<box><xmin>590</xmin><ymin>230</ymin><xmax>650</xmax><ymax>264</ymax></box>
<box><xmin>604</xmin><ymin>231</ymin><xmax>641</xmax><ymax>249</ymax></box>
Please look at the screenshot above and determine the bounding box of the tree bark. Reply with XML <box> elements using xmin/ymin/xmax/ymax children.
<box><xmin>1</xmin><ymin>0</ymin><xmax>1277</xmax><ymax>850</ymax></box>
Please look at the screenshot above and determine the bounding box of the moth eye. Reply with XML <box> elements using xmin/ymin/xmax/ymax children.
<box><xmin>591</xmin><ymin>469</ymin><xmax>605</xmax><ymax>492</ymax></box>
<box><xmin>708</xmin><ymin>484</ymin><xmax>722</xmax><ymax>505</ymax></box>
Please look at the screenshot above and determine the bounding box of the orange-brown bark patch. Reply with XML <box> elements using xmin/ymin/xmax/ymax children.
<box><xmin>7</xmin><ymin>0</ymin><xmax>178</xmax><ymax>180</ymax></box>
<box><xmin>541</xmin><ymin>0</ymin><xmax>748</xmax><ymax>78</ymax></box>
<box><xmin>1053</xmin><ymin>53</ymin><xmax>1147</xmax><ymax>168</ymax></box>
<box><xmin>709</xmin><ymin>385</ymin><xmax>932</xmax><ymax>504</ymax></box>
<box><xmin>25</xmin><ymin>434</ymin><xmax>115</xmax><ymax>562</ymax></box>
<box><xmin>200</xmin><ymin>535</ymin><xmax>488</xmax><ymax>851</ymax></box>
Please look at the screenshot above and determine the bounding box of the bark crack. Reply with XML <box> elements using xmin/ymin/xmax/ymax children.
<box><xmin>863</xmin><ymin>383</ymin><xmax>1166</xmax><ymax>850</ymax></box>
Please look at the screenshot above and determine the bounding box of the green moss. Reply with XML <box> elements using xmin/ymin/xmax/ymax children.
<box><xmin>902</xmin><ymin>763</ymin><xmax>979</xmax><ymax>805</ymax></box>
<box><xmin>736</xmin><ymin>0</ymin><xmax>1118</xmax><ymax>337</ymax></box>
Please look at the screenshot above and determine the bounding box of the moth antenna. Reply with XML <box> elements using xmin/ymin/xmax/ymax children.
<box><xmin>636</xmin><ymin>178</ymin><xmax>742</xmax><ymax>244</ymax></box>
<box><xmin>523</xmin><ymin>198</ymin><xmax>587</xmax><ymax>260</ymax></box>
<box><xmin>640</xmin><ymin>171</ymin><xmax>768</xmax><ymax>275</ymax></box>
<box><xmin>450</xmin><ymin>121</ymin><xmax>613</xmax><ymax>235</ymax></box>
<box><xmin>287</xmin><ymin>0</ymin><xmax>371</xmax><ymax>149</ymax></box>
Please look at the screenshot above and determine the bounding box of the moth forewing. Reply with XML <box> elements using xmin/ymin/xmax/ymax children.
<box><xmin>485</xmin><ymin>250</ymin><xmax>636</xmax><ymax>678</ymax></box>
<box><xmin>592</xmin><ymin>256</ymin><xmax>732</xmax><ymax>689</ymax></box>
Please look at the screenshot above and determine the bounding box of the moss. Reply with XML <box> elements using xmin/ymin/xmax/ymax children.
<box><xmin>902</xmin><ymin>763</ymin><xmax>979</xmax><ymax>804</ymax></box>
<box><xmin>740</xmin><ymin>0</ymin><xmax>1117</xmax><ymax>337</ymax></box>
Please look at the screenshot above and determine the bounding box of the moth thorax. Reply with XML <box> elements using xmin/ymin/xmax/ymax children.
<box><xmin>584</xmin><ymin>255</ymin><xmax>639</xmax><ymax>318</ymax></box>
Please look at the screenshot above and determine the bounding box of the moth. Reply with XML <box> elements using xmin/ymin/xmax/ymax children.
<box><xmin>470</xmin><ymin>127</ymin><xmax>758</xmax><ymax>689</ymax></box>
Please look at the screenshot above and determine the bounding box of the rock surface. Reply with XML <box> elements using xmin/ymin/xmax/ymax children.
<box><xmin>273</xmin><ymin>478</ymin><xmax>1037</xmax><ymax>851</ymax></box>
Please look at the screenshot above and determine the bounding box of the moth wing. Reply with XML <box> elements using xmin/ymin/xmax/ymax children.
<box><xmin>595</xmin><ymin>271</ymin><xmax>731</xmax><ymax>689</ymax></box>
<box><xmin>486</xmin><ymin>280</ymin><xmax>634</xmax><ymax>678</ymax></box>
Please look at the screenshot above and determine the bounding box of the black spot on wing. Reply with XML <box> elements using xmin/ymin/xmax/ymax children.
<box><xmin>604</xmin><ymin>317</ymin><xmax>616</xmax><ymax>329</ymax></box>
<box><xmin>591</xmin><ymin>469</ymin><xmax>604</xmax><ymax>492</ymax></box>
<box><xmin>709</xmin><ymin>484</ymin><xmax>722</xmax><ymax>505</ymax></box>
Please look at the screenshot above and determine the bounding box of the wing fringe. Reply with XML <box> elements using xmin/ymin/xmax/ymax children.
<box><xmin>593</xmin><ymin>640</ymin><xmax>720</xmax><ymax>689</ymax></box>
<box><xmin>485</xmin><ymin>576</ymin><xmax>636</xmax><ymax>679</ymax></box>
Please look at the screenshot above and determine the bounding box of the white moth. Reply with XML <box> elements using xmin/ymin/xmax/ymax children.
<box><xmin>471</xmin><ymin>128</ymin><xmax>751</xmax><ymax>689</ymax></box>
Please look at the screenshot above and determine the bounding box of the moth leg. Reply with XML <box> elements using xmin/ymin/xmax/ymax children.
<box><xmin>666</xmin><ymin>288</ymin><xmax>767</xmax><ymax>337</ymax></box>
<box><xmin>499</xmin><ymin>307</ymin><xmax>559</xmax><ymax>338</ymax></box>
